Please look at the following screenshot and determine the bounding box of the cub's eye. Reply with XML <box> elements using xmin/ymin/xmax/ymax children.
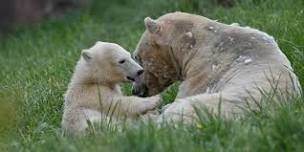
<box><xmin>118</xmin><ymin>59</ymin><xmax>126</xmax><ymax>64</ymax></box>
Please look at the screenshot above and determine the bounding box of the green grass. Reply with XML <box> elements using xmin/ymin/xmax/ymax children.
<box><xmin>0</xmin><ymin>0</ymin><xmax>303</xmax><ymax>151</ymax></box>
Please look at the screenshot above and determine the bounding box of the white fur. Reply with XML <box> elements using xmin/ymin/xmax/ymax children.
<box><xmin>134</xmin><ymin>12</ymin><xmax>301</xmax><ymax>124</ymax></box>
<box><xmin>61</xmin><ymin>42</ymin><xmax>161</xmax><ymax>135</ymax></box>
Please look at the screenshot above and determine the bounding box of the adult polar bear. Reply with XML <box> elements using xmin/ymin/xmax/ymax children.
<box><xmin>132</xmin><ymin>12</ymin><xmax>301</xmax><ymax>123</ymax></box>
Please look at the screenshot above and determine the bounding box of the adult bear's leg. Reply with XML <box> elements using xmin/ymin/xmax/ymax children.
<box><xmin>158</xmin><ymin>93</ymin><xmax>244</xmax><ymax>124</ymax></box>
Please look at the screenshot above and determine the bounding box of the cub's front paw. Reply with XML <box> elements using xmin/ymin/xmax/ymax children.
<box><xmin>149</xmin><ymin>95</ymin><xmax>162</xmax><ymax>107</ymax></box>
<box><xmin>139</xmin><ymin>95</ymin><xmax>162</xmax><ymax>114</ymax></box>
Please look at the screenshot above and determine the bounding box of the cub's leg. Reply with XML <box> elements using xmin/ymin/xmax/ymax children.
<box><xmin>107</xmin><ymin>95</ymin><xmax>161</xmax><ymax>117</ymax></box>
<box><xmin>62</xmin><ymin>108</ymin><xmax>102</xmax><ymax>135</ymax></box>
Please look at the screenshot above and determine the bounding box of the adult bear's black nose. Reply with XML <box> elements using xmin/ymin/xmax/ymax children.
<box><xmin>137</xmin><ymin>69</ymin><xmax>144</xmax><ymax>76</ymax></box>
<box><xmin>132</xmin><ymin>85</ymin><xmax>149</xmax><ymax>97</ymax></box>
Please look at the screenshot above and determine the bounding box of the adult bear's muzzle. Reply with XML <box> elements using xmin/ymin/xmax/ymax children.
<box><xmin>132</xmin><ymin>75</ymin><xmax>149</xmax><ymax>97</ymax></box>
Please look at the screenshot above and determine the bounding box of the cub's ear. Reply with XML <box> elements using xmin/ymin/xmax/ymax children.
<box><xmin>81</xmin><ymin>49</ymin><xmax>92</xmax><ymax>61</ymax></box>
<box><xmin>144</xmin><ymin>17</ymin><xmax>161</xmax><ymax>34</ymax></box>
<box><xmin>183</xmin><ymin>32</ymin><xmax>196</xmax><ymax>49</ymax></box>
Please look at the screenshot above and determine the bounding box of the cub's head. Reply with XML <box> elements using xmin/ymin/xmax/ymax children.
<box><xmin>132</xmin><ymin>13</ymin><xmax>195</xmax><ymax>97</ymax></box>
<box><xmin>81</xmin><ymin>41</ymin><xmax>143</xmax><ymax>84</ymax></box>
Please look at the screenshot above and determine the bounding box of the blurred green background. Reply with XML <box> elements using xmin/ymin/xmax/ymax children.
<box><xmin>0</xmin><ymin>0</ymin><xmax>303</xmax><ymax>151</ymax></box>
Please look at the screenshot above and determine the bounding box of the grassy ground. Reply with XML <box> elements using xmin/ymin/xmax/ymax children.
<box><xmin>0</xmin><ymin>0</ymin><xmax>303</xmax><ymax>151</ymax></box>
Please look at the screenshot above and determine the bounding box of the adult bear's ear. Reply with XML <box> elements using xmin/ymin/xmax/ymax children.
<box><xmin>183</xmin><ymin>32</ymin><xmax>196</xmax><ymax>49</ymax></box>
<box><xmin>144</xmin><ymin>17</ymin><xmax>161</xmax><ymax>34</ymax></box>
<box><xmin>81</xmin><ymin>49</ymin><xmax>92</xmax><ymax>61</ymax></box>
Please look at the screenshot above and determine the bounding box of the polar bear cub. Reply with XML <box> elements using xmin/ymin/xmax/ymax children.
<box><xmin>62</xmin><ymin>41</ymin><xmax>161</xmax><ymax>135</ymax></box>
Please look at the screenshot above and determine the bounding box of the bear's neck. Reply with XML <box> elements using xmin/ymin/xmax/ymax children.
<box><xmin>172</xmin><ymin>43</ymin><xmax>213</xmax><ymax>81</ymax></box>
<box><xmin>70</xmin><ymin>64</ymin><xmax>118</xmax><ymax>91</ymax></box>
<box><xmin>172</xmin><ymin>22</ymin><xmax>224</xmax><ymax>81</ymax></box>
<box><xmin>174</xmin><ymin>21</ymin><xmax>245</xmax><ymax>93</ymax></box>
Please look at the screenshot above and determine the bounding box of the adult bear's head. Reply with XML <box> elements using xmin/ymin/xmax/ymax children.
<box><xmin>132</xmin><ymin>12</ymin><xmax>197</xmax><ymax>97</ymax></box>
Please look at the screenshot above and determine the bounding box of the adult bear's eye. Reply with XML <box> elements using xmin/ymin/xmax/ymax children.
<box><xmin>134</xmin><ymin>55</ymin><xmax>139</xmax><ymax>60</ymax></box>
<box><xmin>119</xmin><ymin>59</ymin><xmax>126</xmax><ymax>64</ymax></box>
<box><xmin>134</xmin><ymin>55</ymin><xmax>142</xmax><ymax>65</ymax></box>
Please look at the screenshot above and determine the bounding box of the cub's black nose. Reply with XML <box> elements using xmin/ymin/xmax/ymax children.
<box><xmin>137</xmin><ymin>70</ymin><xmax>144</xmax><ymax>76</ymax></box>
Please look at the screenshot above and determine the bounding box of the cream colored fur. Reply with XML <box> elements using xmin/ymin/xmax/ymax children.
<box><xmin>62</xmin><ymin>41</ymin><xmax>160</xmax><ymax>135</ymax></box>
<box><xmin>133</xmin><ymin>12</ymin><xmax>301</xmax><ymax>124</ymax></box>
